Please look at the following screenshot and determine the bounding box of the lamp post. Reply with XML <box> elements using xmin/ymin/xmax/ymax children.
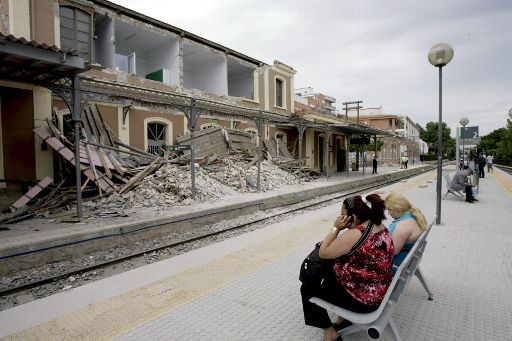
<box><xmin>459</xmin><ymin>117</ymin><xmax>469</xmax><ymax>168</ymax></box>
<box><xmin>428</xmin><ymin>43</ymin><xmax>454</xmax><ymax>225</ymax></box>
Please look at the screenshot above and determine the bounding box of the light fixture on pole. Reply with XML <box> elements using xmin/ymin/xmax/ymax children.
<box><xmin>459</xmin><ymin>117</ymin><xmax>469</xmax><ymax>168</ymax></box>
<box><xmin>428</xmin><ymin>43</ymin><xmax>454</xmax><ymax>225</ymax></box>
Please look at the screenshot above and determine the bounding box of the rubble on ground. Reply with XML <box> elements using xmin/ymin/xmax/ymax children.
<box><xmin>204</xmin><ymin>156</ymin><xmax>298</xmax><ymax>192</ymax></box>
<box><xmin>100</xmin><ymin>164</ymin><xmax>234</xmax><ymax>209</ymax></box>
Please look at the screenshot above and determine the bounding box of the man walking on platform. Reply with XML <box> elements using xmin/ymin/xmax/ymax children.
<box><xmin>372</xmin><ymin>155</ymin><xmax>378</xmax><ymax>174</ymax></box>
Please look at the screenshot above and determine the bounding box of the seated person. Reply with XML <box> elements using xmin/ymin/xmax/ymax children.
<box><xmin>384</xmin><ymin>192</ymin><xmax>428</xmax><ymax>268</ymax></box>
<box><xmin>300</xmin><ymin>194</ymin><xmax>394</xmax><ymax>341</ymax></box>
<box><xmin>450</xmin><ymin>168</ymin><xmax>477</xmax><ymax>203</ymax></box>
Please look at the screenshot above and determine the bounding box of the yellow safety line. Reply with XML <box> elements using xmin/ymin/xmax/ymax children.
<box><xmin>5</xmin><ymin>217</ymin><xmax>330</xmax><ymax>340</ymax></box>
<box><xmin>492</xmin><ymin>170</ymin><xmax>512</xmax><ymax>196</ymax></box>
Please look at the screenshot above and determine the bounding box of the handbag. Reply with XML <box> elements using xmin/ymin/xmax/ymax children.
<box><xmin>299</xmin><ymin>220</ymin><xmax>374</xmax><ymax>286</ymax></box>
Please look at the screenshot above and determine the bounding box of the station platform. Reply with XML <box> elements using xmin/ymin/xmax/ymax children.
<box><xmin>1</xmin><ymin>165</ymin><xmax>511</xmax><ymax>340</ymax></box>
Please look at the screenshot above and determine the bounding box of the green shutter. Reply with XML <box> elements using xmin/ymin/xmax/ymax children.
<box><xmin>146</xmin><ymin>69</ymin><xmax>164</xmax><ymax>82</ymax></box>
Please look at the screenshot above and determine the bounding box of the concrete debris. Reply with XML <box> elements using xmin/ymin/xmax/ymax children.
<box><xmin>205</xmin><ymin>156</ymin><xmax>298</xmax><ymax>192</ymax></box>
<box><xmin>102</xmin><ymin>164</ymin><xmax>234</xmax><ymax>208</ymax></box>
<box><xmin>90</xmin><ymin>156</ymin><xmax>298</xmax><ymax>211</ymax></box>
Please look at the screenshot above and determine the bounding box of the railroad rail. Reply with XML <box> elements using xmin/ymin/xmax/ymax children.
<box><xmin>495</xmin><ymin>164</ymin><xmax>512</xmax><ymax>175</ymax></box>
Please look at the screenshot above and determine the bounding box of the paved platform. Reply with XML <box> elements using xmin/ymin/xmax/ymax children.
<box><xmin>1</xmin><ymin>165</ymin><xmax>511</xmax><ymax>340</ymax></box>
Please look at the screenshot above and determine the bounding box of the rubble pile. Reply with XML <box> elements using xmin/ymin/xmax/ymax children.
<box><xmin>205</xmin><ymin>156</ymin><xmax>298</xmax><ymax>192</ymax></box>
<box><xmin>102</xmin><ymin>164</ymin><xmax>234</xmax><ymax>208</ymax></box>
<box><xmin>1</xmin><ymin>105</ymin><xmax>310</xmax><ymax>223</ymax></box>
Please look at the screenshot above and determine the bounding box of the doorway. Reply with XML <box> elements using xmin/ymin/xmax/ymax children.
<box><xmin>336</xmin><ymin>138</ymin><xmax>345</xmax><ymax>172</ymax></box>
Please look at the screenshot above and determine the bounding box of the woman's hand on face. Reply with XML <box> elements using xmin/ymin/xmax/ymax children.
<box><xmin>334</xmin><ymin>214</ymin><xmax>352</xmax><ymax>229</ymax></box>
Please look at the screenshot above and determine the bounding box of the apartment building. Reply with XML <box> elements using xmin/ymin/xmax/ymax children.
<box><xmin>396</xmin><ymin>115</ymin><xmax>426</xmax><ymax>162</ymax></box>
<box><xmin>294</xmin><ymin>87</ymin><xmax>337</xmax><ymax>116</ymax></box>
<box><xmin>351</xmin><ymin>107</ymin><xmax>402</xmax><ymax>164</ymax></box>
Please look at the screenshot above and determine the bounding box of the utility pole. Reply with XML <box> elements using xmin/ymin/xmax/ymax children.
<box><xmin>342</xmin><ymin>100</ymin><xmax>363</xmax><ymax>123</ymax></box>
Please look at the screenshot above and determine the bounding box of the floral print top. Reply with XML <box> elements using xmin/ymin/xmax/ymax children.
<box><xmin>333</xmin><ymin>224</ymin><xmax>394</xmax><ymax>307</ymax></box>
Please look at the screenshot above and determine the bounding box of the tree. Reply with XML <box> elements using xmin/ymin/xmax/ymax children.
<box><xmin>419</xmin><ymin>121</ymin><xmax>456</xmax><ymax>159</ymax></box>
<box><xmin>496</xmin><ymin>117</ymin><xmax>512</xmax><ymax>161</ymax></box>
<box><xmin>477</xmin><ymin>128</ymin><xmax>507</xmax><ymax>157</ymax></box>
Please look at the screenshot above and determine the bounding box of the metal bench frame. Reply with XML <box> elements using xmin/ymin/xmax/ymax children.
<box><xmin>443</xmin><ymin>173</ymin><xmax>464</xmax><ymax>201</ymax></box>
<box><xmin>310</xmin><ymin>220</ymin><xmax>435</xmax><ymax>341</ymax></box>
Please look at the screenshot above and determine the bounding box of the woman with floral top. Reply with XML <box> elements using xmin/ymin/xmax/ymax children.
<box><xmin>300</xmin><ymin>194</ymin><xmax>394</xmax><ymax>341</ymax></box>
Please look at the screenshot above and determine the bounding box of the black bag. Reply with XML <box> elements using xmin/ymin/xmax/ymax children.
<box><xmin>299</xmin><ymin>242</ymin><xmax>333</xmax><ymax>286</ymax></box>
<box><xmin>299</xmin><ymin>221</ymin><xmax>374</xmax><ymax>286</ymax></box>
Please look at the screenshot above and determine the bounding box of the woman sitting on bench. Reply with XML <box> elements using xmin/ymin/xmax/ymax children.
<box><xmin>384</xmin><ymin>192</ymin><xmax>427</xmax><ymax>268</ymax></box>
<box><xmin>300</xmin><ymin>194</ymin><xmax>394</xmax><ymax>341</ymax></box>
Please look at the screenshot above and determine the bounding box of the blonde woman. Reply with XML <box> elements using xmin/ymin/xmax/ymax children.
<box><xmin>384</xmin><ymin>192</ymin><xmax>427</xmax><ymax>267</ymax></box>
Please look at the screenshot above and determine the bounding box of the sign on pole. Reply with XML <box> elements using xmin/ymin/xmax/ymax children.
<box><xmin>460</xmin><ymin>126</ymin><xmax>479</xmax><ymax>140</ymax></box>
<box><xmin>168</xmin><ymin>145</ymin><xmax>192</xmax><ymax>152</ymax></box>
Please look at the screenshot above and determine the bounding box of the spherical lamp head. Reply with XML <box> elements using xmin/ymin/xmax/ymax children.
<box><xmin>459</xmin><ymin>117</ymin><xmax>469</xmax><ymax>127</ymax></box>
<box><xmin>428</xmin><ymin>43</ymin><xmax>454</xmax><ymax>67</ymax></box>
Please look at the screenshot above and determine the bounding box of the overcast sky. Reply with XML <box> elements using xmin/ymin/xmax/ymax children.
<box><xmin>110</xmin><ymin>0</ymin><xmax>512</xmax><ymax>137</ymax></box>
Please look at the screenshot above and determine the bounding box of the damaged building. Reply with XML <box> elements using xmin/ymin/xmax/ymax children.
<box><xmin>0</xmin><ymin>0</ymin><xmax>390</xmax><ymax>218</ymax></box>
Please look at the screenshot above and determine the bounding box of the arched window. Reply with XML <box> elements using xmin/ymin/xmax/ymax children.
<box><xmin>144</xmin><ymin>118</ymin><xmax>173</xmax><ymax>156</ymax></box>
<box><xmin>59</xmin><ymin>6</ymin><xmax>92</xmax><ymax>62</ymax></box>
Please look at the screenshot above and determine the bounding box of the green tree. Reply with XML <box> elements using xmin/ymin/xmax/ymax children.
<box><xmin>496</xmin><ymin>116</ymin><xmax>512</xmax><ymax>161</ymax></box>
<box><xmin>477</xmin><ymin>128</ymin><xmax>507</xmax><ymax>157</ymax></box>
<box><xmin>419</xmin><ymin>121</ymin><xmax>456</xmax><ymax>159</ymax></box>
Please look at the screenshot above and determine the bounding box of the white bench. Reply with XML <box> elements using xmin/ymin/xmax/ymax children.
<box><xmin>310</xmin><ymin>220</ymin><xmax>435</xmax><ymax>341</ymax></box>
<box><xmin>443</xmin><ymin>173</ymin><xmax>464</xmax><ymax>201</ymax></box>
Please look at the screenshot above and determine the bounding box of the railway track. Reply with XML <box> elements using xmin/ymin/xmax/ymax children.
<box><xmin>495</xmin><ymin>164</ymin><xmax>512</xmax><ymax>175</ymax></box>
<box><xmin>0</xmin><ymin>168</ymin><xmax>433</xmax><ymax>305</ymax></box>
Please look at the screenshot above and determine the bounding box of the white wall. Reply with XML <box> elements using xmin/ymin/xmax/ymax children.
<box><xmin>185</xmin><ymin>55</ymin><xmax>227</xmax><ymax>95</ymax></box>
<box><xmin>228</xmin><ymin>71</ymin><xmax>253</xmax><ymax>99</ymax></box>
<box><xmin>146</xmin><ymin>39</ymin><xmax>178</xmax><ymax>85</ymax></box>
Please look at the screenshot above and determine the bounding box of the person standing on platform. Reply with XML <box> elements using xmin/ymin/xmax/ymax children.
<box><xmin>372</xmin><ymin>155</ymin><xmax>378</xmax><ymax>174</ymax></box>
<box><xmin>486</xmin><ymin>154</ymin><xmax>494</xmax><ymax>173</ymax></box>
<box><xmin>404</xmin><ymin>156</ymin><xmax>409</xmax><ymax>169</ymax></box>
<box><xmin>477</xmin><ymin>153</ymin><xmax>486</xmax><ymax>178</ymax></box>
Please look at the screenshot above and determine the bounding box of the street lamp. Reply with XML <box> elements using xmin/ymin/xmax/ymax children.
<box><xmin>459</xmin><ymin>117</ymin><xmax>469</xmax><ymax>169</ymax></box>
<box><xmin>428</xmin><ymin>43</ymin><xmax>454</xmax><ymax>225</ymax></box>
